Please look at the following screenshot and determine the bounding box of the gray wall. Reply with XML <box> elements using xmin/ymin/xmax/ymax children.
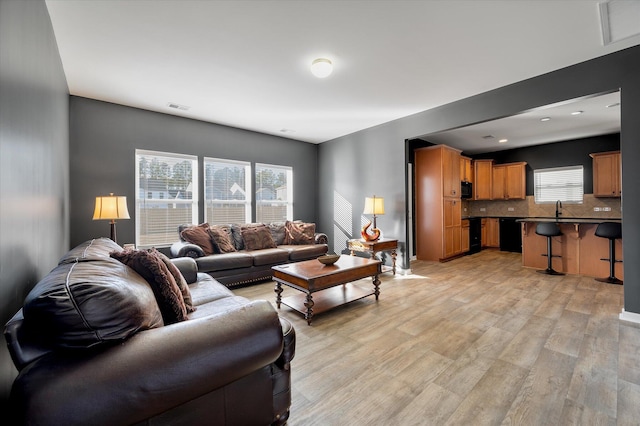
<box><xmin>0</xmin><ymin>0</ymin><xmax>69</xmax><ymax>405</ymax></box>
<box><xmin>69</xmin><ymin>97</ymin><xmax>319</xmax><ymax>248</ymax></box>
<box><xmin>319</xmin><ymin>45</ymin><xmax>640</xmax><ymax>315</ymax></box>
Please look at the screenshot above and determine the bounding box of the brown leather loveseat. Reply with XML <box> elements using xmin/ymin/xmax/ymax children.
<box><xmin>4</xmin><ymin>238</ymin><xmax>295</xmax><ymax>425</ymax></box>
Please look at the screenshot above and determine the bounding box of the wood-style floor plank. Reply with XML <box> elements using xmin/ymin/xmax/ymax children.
<box><xmin>232</xmin><ymin>250</ymin><xmax>640</xmax><ymax>425</ymax></box>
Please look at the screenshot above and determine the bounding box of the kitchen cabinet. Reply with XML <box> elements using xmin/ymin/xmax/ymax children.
<box><xmin>461</xmin><ymin>219</ymin><xmax>470</xmax><ymax>253</ymax></box>
<box><xmin>481</xmin><ymin>218</ymin><xmax>487</xmax><ymax>247</ymax></box>
<box><xmin>473</xmin><ymin>160</ymin><xmax>493</xmax><ymax>200</ymax></box>
<box><xmin>485</xmin><ymin>218</ymin><xmax>500</xmax><ymax>248</ymax></box>
<box><xmin>415</xmin><ymin>144</ymin><xmax>465</xmax><ymax>261</ymax></box>
<box><xmin>591</xmin><ymin>151</ymin><xmax>621</xmax><ymax>197</ymax></box>
<box><xmin>460</xmin><ymin>156</ymin><xmax>473</xmax><ymax>183</ymax></box>
<box><xmin>492</xmin><ymin>162</ymin><xmax>526</xmax><ymax>200</ymax></box>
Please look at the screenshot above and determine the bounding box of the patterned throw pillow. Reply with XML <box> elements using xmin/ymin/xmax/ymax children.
<box><xmin>150</xmin><ymin>248</ymin><xmax>196</xmax><ymax>313</ymax></box>
<box><xmin>284</xmin><ymin>221</ymin><xmax>316</xmax><ymax>245</ymax></box>
<box><xmin>241</xmin><ymin>225</ymin><xmax>277</xmax><ymax>251</ymax></box>
<box><xmin>110</xmin><ymin>249</ymin><xmax>188</xmax><ymax>324</ymax></box>
<box><xmin>180</xmin><ymin>223</ymin><xmax>216</xmax><ymax>255</ymax></box>
<box><xmin>209</xmin><ymin>225</ymin><xmax>236</xmax><ymax>253</ymax></box>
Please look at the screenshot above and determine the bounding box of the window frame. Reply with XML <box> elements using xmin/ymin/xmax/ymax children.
<box><xmin>255</xmin><ymin>163</ymin><xmax>293</xmax><ymax>223</ymax></box>
<box><xmin>135</xmin><ymin>149</ymin><xmax>199</xmax><ymax>248</ymax></box>
<box><xmin>203</xmin><ymin>157</ymin><xmax>252</xmax><ymax>225</ymax></box>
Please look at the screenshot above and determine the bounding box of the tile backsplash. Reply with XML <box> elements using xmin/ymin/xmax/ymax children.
<box><xmin>465</xmin><ymin>195</ymin><xmax>621</xmax><ymax>218</ymax></box>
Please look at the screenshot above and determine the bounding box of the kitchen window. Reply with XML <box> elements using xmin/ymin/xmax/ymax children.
<box><xmin>204</xmin><ymin>158</ymin><xmax>252</xmax><ymax>225</ymax></box>
<box><xmin>135</xmin><ymin>149</ymin><xmax>199</xmax><ymax>248</ymax></box>
<box><xmin>534</xmin><ymin>165</ymin><xmax>584</xmax><ymax>204</ymax></box>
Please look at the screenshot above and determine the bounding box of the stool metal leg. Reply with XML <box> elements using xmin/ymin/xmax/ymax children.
<box><xmin>595</xmin><ymin>238</ymin><xmax>623</xmax><ymax>285</ymax></box>
<box><xmin>537</xmin><ymin>235</ymin><xmax>564</xmax><ymax>275</ymax></box>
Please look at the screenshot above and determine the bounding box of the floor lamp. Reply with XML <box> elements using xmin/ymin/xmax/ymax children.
<box><xmin>93</xmin><ymin>193</ymin><xmax>130</xmax><ymax>244</ymax></box>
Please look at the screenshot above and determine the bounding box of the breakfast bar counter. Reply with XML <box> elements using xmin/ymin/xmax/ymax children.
<box><xmin>517</xmin><ymin>217</ymin><xmax>623</xmax><ymax>279</ymax></box>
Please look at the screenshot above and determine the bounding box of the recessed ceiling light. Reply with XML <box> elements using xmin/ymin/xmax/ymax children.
<box><xmin>499</xmin><ymin>139</ymin><xmax>508</xmax><ymax>143</ymax></box>
<box><xmin>606</xmin><ymin>102</ymin><xmax>620</xmax><ymax>108</ymax></box>
<box><xmin>310</xmin><ymin>58</ymin><xmax>333</xmax><ymax>78</ymax></box>
<box><xmin>571</xmin><ymin>110</ymin><xmax>584</xmax><ymax>115</ymax></box>
<box><xmin>540</xmin><ymin>117</ymin><xmax>551</xmax><ymax>122</ymax></box>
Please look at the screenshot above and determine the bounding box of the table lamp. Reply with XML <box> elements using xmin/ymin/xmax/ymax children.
<box><xmin>362</xmin><ymin>195</ymin><xmax>384</xmax><ymax>241</ymax></box>
<box><xmin>93</xmin><ymin>193</ymin><xmax>130</xmax><ymax>243</ymax></box>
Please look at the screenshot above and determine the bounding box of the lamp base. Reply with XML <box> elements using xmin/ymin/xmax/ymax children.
<box><xmin>361</xmin><ymin>221</ymin><xmax>381</xmax><ymax>242</ymax></box>
<box><xmin>110</xmin><ymin>220</ymin><xmax>117</xmax><ymax>244</ymax></box>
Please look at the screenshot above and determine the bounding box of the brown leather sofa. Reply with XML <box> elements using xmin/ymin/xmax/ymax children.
<box><xmin>4</xmin><ymin>238</ymin><xmax>295</xmax><ymax>425</ymax></box>
<box><xmin>171</xmin><ymin>221</ymin><xmax>329</xmax><ymax>287</ymax></box>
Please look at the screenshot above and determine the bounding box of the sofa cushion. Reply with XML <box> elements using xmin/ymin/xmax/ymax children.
<box><xmin>187</xmin><ymin>276</ymin><xmax>236</xmax><ymax>305</ymax></box>
<box><xmin>230</xmin><ymin>223</ymin><xmax>264</xmax><ymax>250</ymax></box>
<box><xmin>110</xmin><ymin>249</ymin><xmax>188</xmax><ymax>324</ymax></box>
<box><xmin>196</xmin><ymin>252</ymin><xmax>254</xmax><ymax>272</ymax></box>
<box><xmin>153</xmin><ymin>248</ymin><xmax>196</xmax><ymax>313</ymax></box>
<box><xmin>268</xmin><ymin>222</ymin><xmax>287</xmax><ymax>245</ymax></box>
<box><xmin>250</xmin><ymin>248</ymin><xmax>290</xmax><ymax>266</ymax></box>
<box><xmin>241</xmin><ymin>225</ymin><xmax>277</xmax><ymax>251</ymax></box>
<box><xmin>22</xmin><ymin>256</ymin><xmax>164</xmax><ymax>349</ymax></box>
<box><xmin>209</xmin><ymin>225</ymin><xmax>236</xmax><ymax>253</ymax></box>
<box><xmin>181</xmin><ymin>223</ymin><xmax>217</xmax><ymax>255</ymax></box>
<box><xmin>284</xmin><ymin>221</ymin><xmax>316</xmax><ymax>244</ymax></box>
<box><xmin>279</xmin><ymin>244</ymin><xmax>329</xmax><ymax>261</ymax></box>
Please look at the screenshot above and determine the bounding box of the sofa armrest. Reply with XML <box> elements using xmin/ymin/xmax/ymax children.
<box><xmin>10</xmin><ymin>300</ymin><xmax>285</xmax><ymax>425</ymax></box>
<box><xmin>314</xmin><ymin>232</ymin><xmax>328</xmax><ymax>245</ymax></box>
<box><xmin>170</xmin><ymin>240</ymin><xmax>205</xmax><ymax>258</ymax></box>
<box><xmin>170</xmin><ymin>256</ymin><xmax>199</xmax><ymax>284</ymax></box>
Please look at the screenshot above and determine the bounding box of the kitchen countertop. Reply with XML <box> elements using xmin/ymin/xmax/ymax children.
<box><xmin>516</xmin><ymin>217</ymin><xmax>621</xmax><ymax>224</ymax></box>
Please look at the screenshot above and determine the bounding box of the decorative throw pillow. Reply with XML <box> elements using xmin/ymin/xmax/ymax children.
<box><xmin>180</xmin><ymin>223</ymin><xmax>216</xmax><ymax>255</ymax></box>
<box><xmin>150</xmin><ymin>248</ymin><xmax>196</xmax><ymax>313</ymax></box>
<box><xmin>268</xmin><ymin>222</ymin><xmax>287</xmax><ymax>245</ymax></box>
<box><xmin>110</xmin><ymin>249</ymin><xmax>188</xmax><ymax>324</ymax></box>
<box><xmin>241</xmin><ymin>225</ymin><xmax>277</xmax><ymax>251</ymax></box>
<box><xmin>209</xmin><ymin>225</ymin><xmax>236</xmax><ymax>253</ymax></box>
<box><xmin>284</xmin><ymin>221</ymin><xmax>316</xmax><ymax>245</ymax></box>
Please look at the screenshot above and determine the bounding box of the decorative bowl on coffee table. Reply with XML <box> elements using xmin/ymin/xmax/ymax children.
<box><xmin>317</xmin><ymin>254</ymin><xmax>340</xmax><ymax>265</ymax></box>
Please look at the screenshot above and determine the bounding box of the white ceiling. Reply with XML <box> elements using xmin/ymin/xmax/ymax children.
<box><xmin>45</xmin><ymin>0</ymin><xmax>640</xmax><ymax>148</ymax></box>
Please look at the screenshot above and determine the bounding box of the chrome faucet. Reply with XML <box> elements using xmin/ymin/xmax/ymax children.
<box><xmin>555</xmin><ymin>200</ymin><xmax>563</xmax><ymax>218</ymax></box>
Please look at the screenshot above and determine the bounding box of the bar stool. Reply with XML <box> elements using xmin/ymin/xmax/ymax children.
<box><xmin>536</xmin><ymin>222</ymin><xmax>564</xmax><ymax>275</ymax></box>
<box><xmin>594</xmin><ymin>222</ymin><xmax>623</xmax><ymax>285</ymax></box>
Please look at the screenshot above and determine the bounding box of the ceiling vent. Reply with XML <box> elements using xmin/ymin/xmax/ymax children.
<box><xmin>599</xmin><ymin>0</ymin><xmax>640</xmax><ymax>45</ymax></box>
<box><xmin>167</xmin><ymin>102</ymin><xmax>190</xmax><ymax>111</ymax></box>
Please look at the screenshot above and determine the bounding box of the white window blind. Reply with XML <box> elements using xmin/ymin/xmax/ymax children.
<box><xmin>255</xmin><ymin>163</ymin><xmax>293</xmax><ymax>223</ymax></box>
<box><xmin>204</xmin><ymin>158</ymin><xmax>252</xmax><ymax>225</ymax></box>
<box><xmin>135</xmin><ymin>150</ymin><xmax>198</xmax><ymax>248</ymax></box>
<box><xmin>534</xmin><ymin>165</ymin><xmax>584</xmax><ymax>204</ymax></box>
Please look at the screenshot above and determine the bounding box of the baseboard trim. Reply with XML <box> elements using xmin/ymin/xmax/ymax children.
<box><xmin>619</xmin><ymin>309</ymin><xmax>640</xmax><ymax>325</ymax></box>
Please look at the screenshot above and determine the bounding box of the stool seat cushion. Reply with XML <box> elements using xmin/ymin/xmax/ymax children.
<box><xmin>595</xmin><ymin>222</ymin><xmax>622</xmax><ymax>239</ymax></box>
<box><xmin>536</xmin><ymin>222</ymin><xmax>562</xmax><ymax>237</ymax></box>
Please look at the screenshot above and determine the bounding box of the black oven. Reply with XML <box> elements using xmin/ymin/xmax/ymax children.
<box><xmin>461</xmin><ymin>181</ymin><xmax>472</xmax><ymax>199</ymax></box>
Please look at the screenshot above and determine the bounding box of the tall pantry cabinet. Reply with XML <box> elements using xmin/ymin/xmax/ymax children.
<box><xmin>415</xmin><ymin>145</ymin><xmax>464</xmax><ymax>261</ymax></box>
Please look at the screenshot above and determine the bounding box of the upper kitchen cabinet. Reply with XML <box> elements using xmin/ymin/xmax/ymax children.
<box><xmin>473</xmin><ymin>159</ymin><xmax>493</xmax><ymax>200</ymax></box>
<box><xmin>492</xmin><ymin>162</ymin><xmax>527</xmax><ymax>200</ymax></box>
<box><xmin>591</xmin><ymin>151</ymin><xmax>621</xmax><ymax>197</ymax></box>
<box><xmin>460</xmin><ymin>156</ymin><xmax>473</xmax><ymax>183</ymax></box>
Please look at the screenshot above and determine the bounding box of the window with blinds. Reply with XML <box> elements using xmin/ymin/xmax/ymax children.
<box><xmin>204</xmin><ymin>158</ymin><xmax>251</xmax><ymax>225</ymax></box>
<box><xmin>255</xmin><ymin>163</ymin><xmax>293</xmax><ymax>223</ymax></box>
<box><xmin>135</xmin><ymin>150</ymin><xmax>198</xmax><ymax>248</ymax></box>
<box><xmin>534</xmin><ymin>165</ymin><xmax>584</xmax><ymax>204</ymax></box>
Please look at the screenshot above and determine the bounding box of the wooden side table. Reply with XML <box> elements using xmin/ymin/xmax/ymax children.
<box><xmin>347</xmin><ymin>238</ymin><xmax>398</xmax><ymax>275</ymax></box>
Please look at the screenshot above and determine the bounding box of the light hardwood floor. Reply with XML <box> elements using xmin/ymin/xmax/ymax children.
<box><xmin>233</xmin><ymin>250</ymin><xmax>640</xmax><ymax>425</ymax></box>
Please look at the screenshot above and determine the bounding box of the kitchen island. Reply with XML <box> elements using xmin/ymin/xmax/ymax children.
<box><xmin>517</xmin><ymin>217</ymin><xmax>623</xmax><ymax>280</ymax></box>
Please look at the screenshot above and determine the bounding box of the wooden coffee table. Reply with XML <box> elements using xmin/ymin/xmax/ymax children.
<box><xmin>272</xmin><ymin>255</ymin><xmax>382</xmax><ymax>325</ymax></box>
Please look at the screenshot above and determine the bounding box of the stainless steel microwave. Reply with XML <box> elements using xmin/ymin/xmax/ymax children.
<box><xmin>461</xmin><ymin>181</ymin><xmax>472</xmax><ymax>199</ymax></box>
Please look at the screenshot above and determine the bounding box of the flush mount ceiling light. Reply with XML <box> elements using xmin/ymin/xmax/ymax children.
<box><xmin>499</xmin><ymin>139</ymin><xmax>508</xmax><ymax>143</ymax></box>
<box><xmin>540</xmin><ymin>117</ymin><xmax>551</xmax><ymax>122</ymax></box>
<box><xmin>311</xmin><ymin>58</ymin><xmax>333</xmax><ymax>78</ymax></box>
<box><xmin>571</xmin><ymin>110</ymin><xmax>584</xmax><ymax>115</ymax></box>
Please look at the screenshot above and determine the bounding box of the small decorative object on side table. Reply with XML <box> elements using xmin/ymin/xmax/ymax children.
<box><xmin>348</xmin><ymin>238</ymin><xmax>398</xmax><ymax>275</ymax></box>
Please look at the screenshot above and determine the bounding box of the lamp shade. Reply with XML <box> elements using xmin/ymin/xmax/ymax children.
<box><xmin>363</xmin><ymin>196</ymin><xmax>385</xmax><ymax>215</ymax></box>
<box><xmin>93</xmin><ymin>194</ymin><xmax>130</xmax><ymax>220</ymax></box>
